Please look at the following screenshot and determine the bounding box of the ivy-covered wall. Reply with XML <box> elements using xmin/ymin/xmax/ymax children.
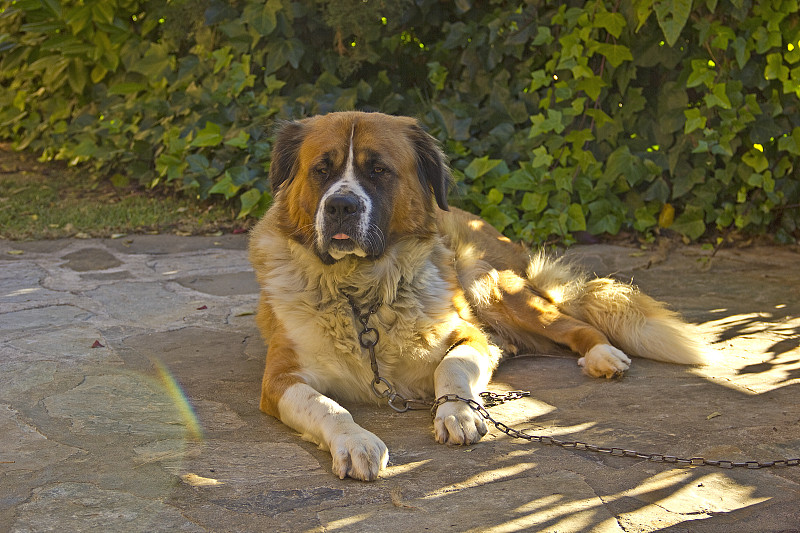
<box><xmin>1</xmin><ymin>0</ymin><xmax>798</xmax><ymax>243</ymax></box>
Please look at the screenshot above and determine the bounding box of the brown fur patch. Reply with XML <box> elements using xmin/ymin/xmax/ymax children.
<box><xmin>255</xmin><ymin>297</ymin><xmax>303</xmax><ymax>417</ymax></box>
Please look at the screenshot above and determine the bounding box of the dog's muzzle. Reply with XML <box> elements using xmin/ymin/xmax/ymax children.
<box><xmin>317</xmin><ymin>192</ymin><xmax>370</xmax><ymax>261</ymax></box>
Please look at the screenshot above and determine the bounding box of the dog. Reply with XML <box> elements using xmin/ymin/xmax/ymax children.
<box><xmin>248</xmin><ymin>111</ymin><xmax>704</xmax><ymax>481</ymax></box>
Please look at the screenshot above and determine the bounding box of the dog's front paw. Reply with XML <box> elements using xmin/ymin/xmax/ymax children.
<box><xmin>433</xmin><ymin>399</ymin><xmax>488</xmax><ymax>445</ymax></box>
<box><xmin>578</xmin><ymin>344</ymin><xmax>631</xmax><ymax>378</ymax></box>
<box><xmin>329</xmin><ymin>425</ymin><xmax>389</xmax><ymax>481</ymax></box>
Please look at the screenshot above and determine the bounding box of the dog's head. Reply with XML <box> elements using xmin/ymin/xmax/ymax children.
<box><xmin>268</xmin><ymin>112</ymin><xmax>450</xmax><ymax>263</ymax></box>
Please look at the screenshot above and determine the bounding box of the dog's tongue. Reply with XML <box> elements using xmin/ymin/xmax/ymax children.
<box><xmin>332</xmin><ymin>233</ymin><xmax>350</xmax><ymax>240</ymax></box>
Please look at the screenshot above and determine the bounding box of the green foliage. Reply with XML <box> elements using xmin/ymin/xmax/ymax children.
<box><xmin>1</xmin><ymin>0</ymin><xmax>798</xmax><ymax>243</ymax></box>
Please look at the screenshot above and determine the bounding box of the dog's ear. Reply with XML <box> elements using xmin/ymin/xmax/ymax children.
<box><xmin>408</xmin><ymin>123</ymin><xmax>451</xmax><ymax>211</ymax></box>
<box><xmin>268</xmin><ymin>120</ymin><xmax>306</xmax><ymax>195</ymax></box>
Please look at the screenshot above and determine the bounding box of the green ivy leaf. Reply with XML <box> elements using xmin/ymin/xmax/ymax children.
<box><xmin>592</xmin><ymin>43</ymin><xmax>633</xmax><ymax>67</ymax></box>
<box><xmin>644</xmin><ymin>177</ymin><xmax>670</xmax><ymax>203</ymax></box>
<box><xmin>190</xmin><ymin>122</ymin><xmax>223</xmax><ymax>148</ymax></box>
<box><xmin>90</xmin><ymin>64</ymin><xmax>107</xmax><ymax>83</ymax></box>
<box><xmin>64</xmin><ymin>5</ymin><xmax>92</xmax><ymax>35</ymax></box>
<box><xmin>226</xmin><ymin>166</ymin><xmax>255</xmax><ymax>186</ymax></box>
<box><xmin>604</xmin><ymin>145</ymin><xmax>633</xmax><ymax>181</ymax></box>
<box><xmin>576</xmin><ymin>77</ymin><xmax>605</xmax><ymax>100</ymax></box>
<box><xmin>633</xmin><ymin>206</ymin><xmax>657</xmax><ymax>231</ymax></box>
<box><xmin>634</xmin><ymin>1</ymin><xmax>653</xmax><ymax>31</ymax></box>
<box><xmin>128</xmin><ymin>43</ymin><xmax>173</xmax><ymax>79</ymax></box>
<box><xmin>486</xmin><ymin>188</ymin><xmax>504</xmax><ymax>205</ymax></box>
<box><xmin>209</xmin><ymin>174</ymin><xmax>240</xmax><ymax>199</ymax></box>
<box><xmin>224</xmin><ymin>130</ymin><xmax>250</xmax><ymax>149</ymax></box>
<box><xmin>594</xmin><ymin>10</ymin><xmax>626</xmax><ymax>38</ymax></box>
<box><xmin>464</xmin><ymin>156</ymin><xmax>502</xmax><ymax>180</ymax></box>
<box><xmin>585</xmin><ymin>108</ymin><xmax>613</xmax><ymax>128</ymax></box>
<box><xmin>91</xmin><ymin>2</ymin><xmax>115</xmax><ymax>24</ymax></box>
<box><xmin>244</xmin><ymin>0</ymin><xmax>280</xmax><ymax>36</ymax></box>
<box><xmin>732</xmin><ymin>36</ymin><xmax>750</xmax><ymax>69</ymax></box>
<box><xmin>566</xmin><ymin>203</ymin><xmax>586</xmax><ymax>231</ymax></box>
<box><xmin>765</xmin><ymin>53</ymin><xmax>788</xmax><ymax>81</ymax></box>
<box><xmin>553</xmin><ymin>168</ymin><xmax>573</xmax><ymax>192</ymax></box>
<box><xmin>654</xmin><ymin>0</ymin><xmax>691</xmax><ymax>47</ymax></box>
<box><xmin>265</xmin><ymin>39</ymin><xmax>304</xmax><ymax>73</ymax></box>
<box><xmin>522</xmin><ymin>192</ymin><xmax>548</xmax><ymax>213</ymax></box>
<box><xmin>66</xmin><ymin>59</ymin><xmax>86</xmax><ymax>94</ymax></box>
<box><xmin>741</xmin><ymin>149</ymin><xmax>769</xmax><ymax>173</ymax></box>
<box><xmin>155</xmin><ymin>154</ymin><xmax>188</xmax><ymax>182</ymax></box>
<box><xmin>686</xmin><ymin>60</ymin><xmax>714</xmax><ymax>88</ymax></box>
<box><xmin>529</xmin><ymin>109</ymin><xmax>565</xmax><ymax>138</ymax></box>
<box><xmin>777</xmin><ymin>127</ymin><xmax>800</xmax><ymax>155</ymax></box>
<box><xmin>532</xmin><ymin>26</ymin><xmax>553</xmax><ymax>46</ymax></box>
<box><xmin>238</xmin><ymin>188</ymin><xmax>266</xmax><ymax>218</ymax></box>
<box><xmin>530</xmin><ymin>146</ymin><xmax>553</xmax><ymax>168</ymax></box>
<box><xmin>565</xmin><ymin>129</ymin><xmax>594</xmax><ymax>147</ymax></box>
<box><xmin>211</xmin><ymin>47</ymin><xmax>233</xmax><ymax>74</ymax></box>
<box><xmin>671</xmin><ymin>206</ymin><xmax>706</xmax><ymax>240</ymax></box>
<box><xmin>587</xmin><ymin>212</ymin><xmax>621</xmax><ymax>235</ymax></box>
<box><xmin>501</xmin><ymin>169</ymin><xmax>537</xmax><ymax>191</ymax></box>
<box><xmin>683</xmin><ymin>108</ymin><xmax>706</xmax><ymax>134</ymax></box>
<box><xmin>671</xmin><ymin>167</ymin><xmax>705</xmax><ymax>199</ymax></box>
<box><xmin>264</xmin><ymin>74</ymin><xmax>287</xmax><ymax>94</ymax></box>
<box><xmin>704</xmin><ymin>83</ymin><xmax>731</xmax><ymax>109</ymax></box>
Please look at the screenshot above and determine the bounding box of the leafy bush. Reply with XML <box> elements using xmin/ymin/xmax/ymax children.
<box><xmin>1</xmin><ymin>0</ymin><xmax>798</xmax><ymax>243</ymax></box>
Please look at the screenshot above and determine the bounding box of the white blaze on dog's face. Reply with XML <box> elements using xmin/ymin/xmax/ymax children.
<box><xmin>313</xmin><ymin>125</ymin><xmax>374</xmax><ymax>260</ymax></box>
<box><xmin>267</xmin><ymin>112</ymin><xmax>451</xmax><ymax>264</ymax></box>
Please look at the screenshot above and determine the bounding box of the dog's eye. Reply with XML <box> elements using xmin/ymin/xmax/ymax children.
<box><xmin>314</xmin><ymin>166</ymin><xmax>328</xmax><ymax>177</ymax></box>
<box><xmin>371</xmin><ymin>166</ymin><xmax>385</xmax><ymax>177</ymax></box>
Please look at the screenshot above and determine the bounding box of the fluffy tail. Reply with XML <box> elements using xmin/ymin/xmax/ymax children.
<box><xmin>526</xmin><ymin>251</ymin><xmax>707</xmax><ymax>365</ymax></box>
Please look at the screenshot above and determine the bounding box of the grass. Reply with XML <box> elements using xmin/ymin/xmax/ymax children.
<box><xmin>0</xmin><ymin>145</ymin><xmax>249</xmax><ymax>240</ymax></box>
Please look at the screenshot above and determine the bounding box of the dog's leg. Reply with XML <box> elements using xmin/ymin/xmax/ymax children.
<box><xmin>275</xmin><ymin>382</ymin><xmax>389</xmax><ymax>481</ymax></box>
<box><xmin>471</xmin><ymin>270</ymin><xmax>631</xmax><ymax>378</ymax></box>
<box><xmin>432</xmin><ymin>326</ymin><xmax>497</xmax><ymax>445</ymax></box>
<box><xmin>259</xmin><ymin>311</ymin><xmax>388</xmax><ymax>481</ymax></box>
<box><xmin>518</xmin><ymin>301</ymin><xmax>632</xmax><ymax>379</ymax></box>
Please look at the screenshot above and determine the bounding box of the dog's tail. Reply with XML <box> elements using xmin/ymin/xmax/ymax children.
<box><xmin>526</xmin><ymin>251</ymin><xmax>707</xmax><ymax>365</ymax></box>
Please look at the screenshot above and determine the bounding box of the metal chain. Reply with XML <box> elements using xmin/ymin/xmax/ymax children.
<box><xmin>480</xmin><ymin>390</ymin><xmax>531</xmax><ymax>407</ymax></box>
<box><xmin>346</xmin><ymin>293</ymin><xmax>430</xmax><ymax>412</ymax></box>
<box><xmin>431</xmin><ymin>395</ymin><xmax>800</xmax><ymax>470</ymax></box>
<box><xmin>345</xmin><ymin>294</ymin><xmax>799</xmax><ymax>469</ymax></box>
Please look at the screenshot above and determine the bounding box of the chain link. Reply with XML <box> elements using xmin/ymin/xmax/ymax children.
<box><xmin>431</xmin><ymin>395</ymin><xmax>800</xmax><ymax>470</ymax></box>
<box><xmin>480</xmin><ymin>390</ymin><xmax>531</xmax><ymax>407</ymax></box>
<box><xmin>346</xmin><ymin>293</ymin><xmax>799</xmax><ymax>469</ymax></box>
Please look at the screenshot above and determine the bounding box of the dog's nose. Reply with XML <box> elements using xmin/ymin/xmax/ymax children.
<box><xmin>325</xmin><ymin>194</ymin><xmax>360</xmax><ymax>218</ymax></box>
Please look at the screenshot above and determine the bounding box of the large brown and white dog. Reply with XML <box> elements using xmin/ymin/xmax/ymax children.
<box><xmin>248</xmin><ymin>111</ymin><xmax>704</xmax><ymax>481</ymax></box>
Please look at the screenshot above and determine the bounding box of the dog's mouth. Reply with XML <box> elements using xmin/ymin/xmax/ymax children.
<box><xmin>319</xmin><ymin>227</ymin><xmax>370</xmax><ymax>262</ymax></box>
<box><xmin>328</xmin><ymin>232</ymin><xmax>360</xmax><ymax>253</ymax></box>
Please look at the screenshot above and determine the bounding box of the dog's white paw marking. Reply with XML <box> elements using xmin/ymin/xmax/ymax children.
<box><xmin>578</xmin><ymin>344</ymin><xmax>631</xmax><ymax>378</ymax></box>
<box><xmin>433</xmin><ymin>399</ymin><xmax>488</xmax><ymax>445</ymax></box>
<box><xmin>329</xmin><ymin>427</ymin><xmax>389</xmax><ymax>481</ymax></box>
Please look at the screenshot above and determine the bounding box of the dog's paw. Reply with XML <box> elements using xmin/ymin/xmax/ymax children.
<box><xmin>329</xmin><ymin>425</ymin><xmax>389</xmax><ymax>481</ymax></box>
<box><xmin>433</xmin><ymin>399</ymin><xmax>488</xmax><ymax>445</ymax></box>
<box><xmin>578</xmin><ymin>344</ymin><xmax>631</xmax><ymax>378</ymax></box>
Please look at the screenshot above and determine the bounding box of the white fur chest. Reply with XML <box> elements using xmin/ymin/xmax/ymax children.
<box><xmin>256</xmin><ymin>233</ymin><xmax>461</xmax><ymax>403</ymax></box>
